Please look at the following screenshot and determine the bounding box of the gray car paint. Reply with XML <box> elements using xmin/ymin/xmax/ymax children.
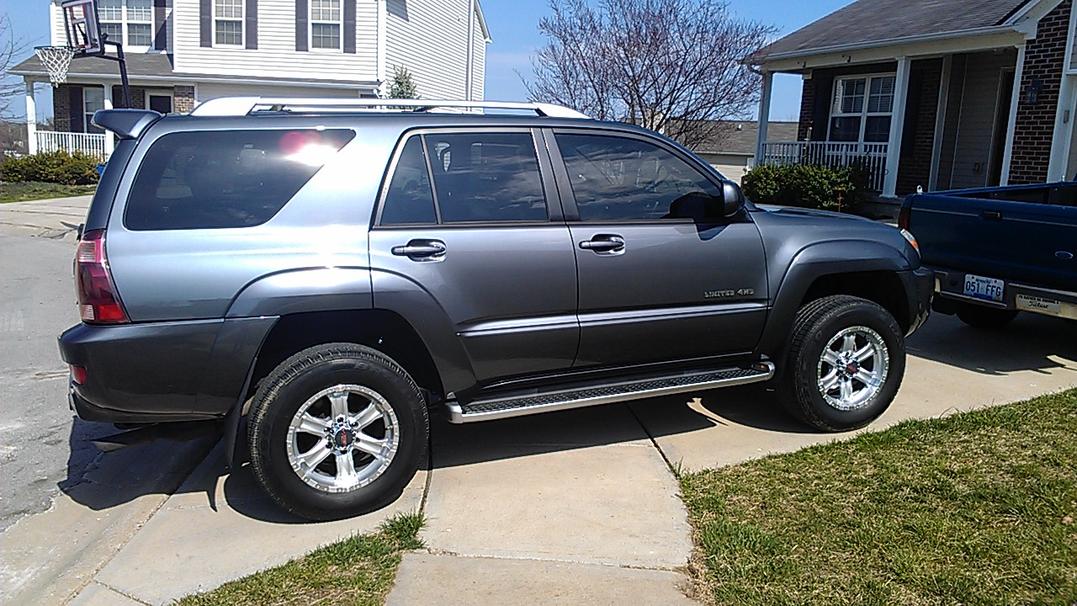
<box><xmin>60</xmin><ymin>109</ymin><xmax>931</xmax><ymax>423</ymax></box>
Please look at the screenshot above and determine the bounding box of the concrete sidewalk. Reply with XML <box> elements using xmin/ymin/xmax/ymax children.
<box><xmin>1</xmin><ymin>292</ymin><xmax>1074</xmax><ymax>603</ymax></box>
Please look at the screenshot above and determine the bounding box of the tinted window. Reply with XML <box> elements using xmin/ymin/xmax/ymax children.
<box><xmin>125</xmin><ymin>129</ymin><xmax>354</xmax><ymax>230</ymax></box>
<box><xmin>556</xmin><ymin>133</ymin><xmax>723</xmax><ymax>222</ymax></box>
<box><xmin>423</xmin><ymin>132</ymin><xmax>547</xmax><ymax>223</ymax></box>
<box><xmin>381</xmin><ymin>137</ymin><xmax>436</xmax><ymax>225</ymax></box>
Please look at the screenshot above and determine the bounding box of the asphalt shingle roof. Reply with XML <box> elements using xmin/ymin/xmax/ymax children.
<box><xmin>10</xmin><ymin>53</ymin><xmax>176</xmax><ymax>79</ymax></box>
<box><xmin>753</xmin><ymin>0</ymin><xmax>1032</xmax><ymax>61</ymax></box>
<box><xmin>694</xmin><ymin>121</ymin><xmax>799</xmax><ymax>155</ymax></box>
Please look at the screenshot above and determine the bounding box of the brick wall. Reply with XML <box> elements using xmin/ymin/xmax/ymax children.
<box><xmin>52</xmin><ymin>85</ymin><xmax>73</xmax><ymax>131</ymax></box>
<box><xmin>797</xmin><ymin>78</ymin><xmax>815</xmax><ymax>141</ymax></box>
<box><xmin>174</xmin><ymin>85</ymin><xmax>196</xmax><ymax>113</ymax></box>
<box><xmin>111</xmin><ymin>85</ymin><xmax>147</xmax><ymax>109</ymax></box>
<box><xmin>897</xmin><ymin>58</ymin><xmax>943</xmax><ymax>195</ymax></box>
<box><xmin>1009</xmin><ymin>0</ymin><xmax>1070</xmax><ymax>184</ymax></box>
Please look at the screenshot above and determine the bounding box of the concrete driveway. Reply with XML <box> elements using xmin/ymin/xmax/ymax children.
<box><xmin>1</xmin><ymin>196</ymin><xmax>1074</xmax><ymax>605</ymax></box>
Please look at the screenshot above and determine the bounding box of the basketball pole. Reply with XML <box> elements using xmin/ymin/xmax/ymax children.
<box><xmin>100</xmin><ymin>34</ymin><xmax>131</xmax><ymax>108</ymax></box>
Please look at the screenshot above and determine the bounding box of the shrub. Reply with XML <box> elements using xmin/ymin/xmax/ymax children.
<box><xmin>742</xmin><ymin>162</ymin><xmax>867</xmax><ymax>212</ymax></box>
<box><xmin>0</xmin><ymin>150</ymin><xmax>100</xmax><ymax>185</ymax></box>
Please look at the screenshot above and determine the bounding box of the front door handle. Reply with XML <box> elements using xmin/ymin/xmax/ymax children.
<box><xmin>391</xmin><ymin>239</ymin><xmax>446</xmax><ymax>260</ymax></box>
<box><xmin>579</xmin><ymin>235</ymin><xmax>625</xmax><ymax>253</ymax></box>
<box><xmin>980</xmin><ymin>210</ymin><xmax>1003</xmax><ymax>221</ymax></box>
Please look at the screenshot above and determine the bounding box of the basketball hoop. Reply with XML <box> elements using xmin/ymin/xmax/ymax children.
<box><xmin>35</xmin><ymin>46</ymin><xmax>77</xmax><ymax>86</ymax></box>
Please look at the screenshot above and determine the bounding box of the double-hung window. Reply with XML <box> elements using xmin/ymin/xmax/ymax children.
<box><xmin>214</xmin><ymin>0</ymin><xmax>244</xmax><ymax>46</ymax></box>
<box><xmin>97</xmin><ymin>0</ymin><xmax>154</xmax><ymax>48</ymax></box>
<box><xmin>310</xmin><ymin>0</ymin><xmax>342</xmax><ymax>50</ymax></box>
<box><xmin>829</xmin><ymin>74</ymin><xmax>895</xmax><ymax>144</ymax></box>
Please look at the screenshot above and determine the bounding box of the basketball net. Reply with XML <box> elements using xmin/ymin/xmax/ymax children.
<box><xmin>35</xmin><ymin>46</ymin><xmax>77</xmax><ymax>86</ymax></box>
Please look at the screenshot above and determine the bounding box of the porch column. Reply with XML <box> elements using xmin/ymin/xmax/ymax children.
<box><xmin>882</xmin><ymin>56</ymin><xmax>911</xmax><ymax>198</ymax></box>
<box><xmin>102</xmin><ymin>83</ymin><xmax>115</xmax><ymax>157</ymax></box>
<box><xmin>1000</xmin><ymin>43</ymin><xmax>1026</xmax><ymax>185</ymax></box>
<box><xmin>24</xmin><ymin>79</ymin><xmax>37</xmax><ymax>155</ymax></box>
<box><xmin>754</xmin><ymin>70</ymin><xmax>773</xmax><ymax>166</ymax></box>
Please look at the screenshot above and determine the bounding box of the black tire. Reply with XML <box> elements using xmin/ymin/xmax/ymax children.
<box><xmin>956</xmin><ymin>304</ymin><xmax>1018</xmax><ymax>330</ymax></box>
<box><xmin>248</xmin><ymin>343</ymin><xmax>428</xmax><ymax>521</ymax></box>
<box><xmin>779</xmin><ymin>295</ymin><xmax>905</xmax><ymax>432</ymax></box>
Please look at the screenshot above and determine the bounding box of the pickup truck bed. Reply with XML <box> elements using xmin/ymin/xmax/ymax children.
<box><xmin>902</xmin><ymin>181</ymin><xmax>1077</xmax><ymax>325</ymax></box>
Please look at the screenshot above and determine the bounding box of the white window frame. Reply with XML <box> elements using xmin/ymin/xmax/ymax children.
<box><xmin>213</xmin><ymin>0</ymin><xmax>245</xmax><ymax>48</ymax></box>
<box><xmin>828</xmin><ymin>72</ymin><xmax>897</xmax><ymax>145</ymax></box>
<box><xmin>97</xmin><ymin>0</ymin><xmax>154</xmax><ymax>51</ymax></box>
<box><xmin>309</xmin><ymin>0</ymin><xmax>343</xmax><ymax>52</ymax></box>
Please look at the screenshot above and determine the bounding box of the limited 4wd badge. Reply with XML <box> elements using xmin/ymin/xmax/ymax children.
<box><xmin>704</xmin><ymin>288</ymin><xmax>755</xmax><ymax>299</ymax></box>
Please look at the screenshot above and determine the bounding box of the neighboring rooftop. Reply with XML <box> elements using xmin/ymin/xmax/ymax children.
<box><xmin>752</xmin><ymin>0</ymin><xmax>1032</xmax><ymax>61</ymax></box>
<box><xmin>693</xmin><ymin>121</ymin><xmax>798</xmax><ymax>155</ymax></box>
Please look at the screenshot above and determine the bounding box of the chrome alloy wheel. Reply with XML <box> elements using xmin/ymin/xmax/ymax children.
<box><xmin>286</xmin><ymin>384</ymin><xmax>400</xmax><ymax>493</ymax></box>
<box><xmin>816</xmin><ymin>326</ymin><xmax>889</xmax><ymax>411</ymax></box>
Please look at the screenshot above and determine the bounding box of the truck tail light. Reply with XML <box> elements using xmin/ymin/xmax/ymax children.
<box><xmin>897</xmin><ymin>204</ymin><xmax>910</xmax><ymax>230</ymax></box>
<box><xmin>75</xmin><ymin>229</ymin><xmax>129</xmax><ymax>324</ymax></box>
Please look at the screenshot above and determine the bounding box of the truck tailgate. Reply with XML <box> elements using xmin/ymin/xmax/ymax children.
<box><xmin>907</xmin><ymin>195</ymin><xmax>1077</xmax><ymax>292</ymax></box>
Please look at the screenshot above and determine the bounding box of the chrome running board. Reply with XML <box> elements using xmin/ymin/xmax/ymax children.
<box><xmin>445</xmin><ymin>362</ymin><xmax>775</xmax><ymax>424</ymax></box>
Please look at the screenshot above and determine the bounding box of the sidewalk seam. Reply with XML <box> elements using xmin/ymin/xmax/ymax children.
<box><xmin>90</xmin><ymin>581</ymin><xmax>153</xmax><ymax>606</ymax></box>
<box><xmin>416</xmin><ymin>548</ymin><xmax>683</xmax><ymax>572</ymax></box>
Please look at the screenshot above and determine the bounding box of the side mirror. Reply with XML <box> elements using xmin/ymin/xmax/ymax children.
<box><xmin>721</xmin><ymin>181</ymin><xmax>746</xmax><ymax>217</ymax></box>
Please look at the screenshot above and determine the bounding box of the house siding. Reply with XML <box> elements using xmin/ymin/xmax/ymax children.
<box><xmin>386</xmin><ymin>0</ymin><xmax>471</xmax><ymax>99</ymax></box>
<box><xmin>1009</xmin><ymin>0</ymin><xmax>1071</xmax><ymax>185</ymax></box>
<box><xmin>171</xmin><ymin>0</ymin><xmax>378</xmax><ymax>83</ymax></box>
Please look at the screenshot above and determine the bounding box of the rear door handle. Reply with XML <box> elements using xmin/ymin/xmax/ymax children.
<box><xmin>980</xmin><ymin>210</ymin><xmax>1003</xmax><ymax>221</ymax></box>
<box><xmin>579</xmin><ymin>235</ymin><xmax>625</xmax><ymax>253</ymax></box>
<box><xmin>391</xmin><ymin>239</ymin><xmax>446</xmax><ymax>260</ymax></box>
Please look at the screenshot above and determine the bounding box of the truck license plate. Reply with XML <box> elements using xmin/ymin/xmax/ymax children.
<box><xmin>963</xmin><ymin>274</ymin><xmax>1005</xmax><ymax>302</ymax></box>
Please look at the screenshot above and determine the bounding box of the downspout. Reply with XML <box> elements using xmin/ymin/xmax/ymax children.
<box><xmin>465</xmin><ymin>0</ymin><xmax>475</xmax><ymax>101</ymax></box>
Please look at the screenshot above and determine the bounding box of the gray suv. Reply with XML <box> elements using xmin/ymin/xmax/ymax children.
<box><xmin>59</xmin><ymin>99</ymin><xmax>931</xmax><ymax>520</ymax></box>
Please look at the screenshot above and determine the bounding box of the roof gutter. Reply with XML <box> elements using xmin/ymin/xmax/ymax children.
<box><xmin>751</xmin><ymin>24</ymin><xmax>1025</xmax><ymax>65</ymax></box>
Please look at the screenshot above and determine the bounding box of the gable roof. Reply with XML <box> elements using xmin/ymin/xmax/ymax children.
<box><xmin>753</xmin><ymin>0</ymin><xmax>1034</xmax><ymax>62</ymax></box>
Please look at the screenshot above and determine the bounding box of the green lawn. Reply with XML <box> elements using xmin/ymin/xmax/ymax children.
<box><xmin>680</xmin><ymin>390</ymin><xmax>1077</xmax><ymax>606</ymax></box>
<box><xmin>177</xmin><ymin>513</ymin><xmax>424</xmax><ymax>606</ymax></box>
<box><xmin>0</xmin><ymin>181</ymin><xmax>97</xmax><ymax>203</ymax></box>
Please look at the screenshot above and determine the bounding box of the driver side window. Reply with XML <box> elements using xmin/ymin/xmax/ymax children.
<box><xmin>555</xmin><ymin>133</ymin><xmax>723</xmax><ymax>222</ymax></box>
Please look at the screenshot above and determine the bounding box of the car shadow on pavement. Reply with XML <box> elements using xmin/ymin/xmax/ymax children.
<box><xmin>907</xmin><ymin>313</ymin><xmax>1077</xmax><ymax>376</ymax></box>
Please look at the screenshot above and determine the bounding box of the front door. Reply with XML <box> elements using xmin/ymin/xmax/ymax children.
<box><xmin>368</xmin><ymin>129</ymin><xmax>578</xmax><ymax>384</ymax></box>
<box><xmin>549</xmin><ymin>129</ymin><xmax>768</xmax><ymax>368</ymax></box>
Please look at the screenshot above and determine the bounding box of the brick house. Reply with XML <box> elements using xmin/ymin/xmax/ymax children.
<box><xmin>10</xmin><ymin>0</ymin><xmax>489</xmax><ymax>159</ymax></box>
<box><xmin>751</xmin><ymin>0</ymin><xmax>1077</xmax><ymax>198</ymax></box>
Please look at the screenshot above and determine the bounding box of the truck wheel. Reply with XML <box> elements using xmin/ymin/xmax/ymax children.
<box><xmin>956</xmin><ymin>304</ymin><xmax>1017</xmax><ymax>330</ymax></box>
<box><xmin>780</xmin><ymin>295</ymin><xmax>905</xmax><ymax>432</ymax></box>
<box><xmin>248</xmin><ymin>343</ymin><xmax>428</xmax><ymax>521</ymax></box>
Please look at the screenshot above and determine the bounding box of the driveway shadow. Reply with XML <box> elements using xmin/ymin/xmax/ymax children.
<box><xmin>907</xmin><ymin>312</ymin><xmax>1077</xmax><ymax>376</ymax></box>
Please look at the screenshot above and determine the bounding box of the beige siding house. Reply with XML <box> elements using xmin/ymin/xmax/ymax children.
<box><xmin>12</xmin><ymin>0</ymin><xmax>490</xmax><ymax>158</ymax></box>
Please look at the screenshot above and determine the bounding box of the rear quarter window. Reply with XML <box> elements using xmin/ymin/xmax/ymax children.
<box><xmin>124</xmin><ymin>129</ymin><xmax>354</xmax><ymax>230</ymax></box>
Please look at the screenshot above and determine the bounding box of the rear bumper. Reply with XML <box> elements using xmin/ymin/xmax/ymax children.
<box><xmin>903</xmin><ymin>267</ymin><xmax>934</xmax><ymax>336</ymax></box>
<box><xmin>930</xmin><ymin>268</ymin><xmax>1077</xmax><ymax>320</ymax></box>
<box><xmin>58</xmin><ymin>317</ymin><xmax>275</xmax><ymax>423</ymax></box>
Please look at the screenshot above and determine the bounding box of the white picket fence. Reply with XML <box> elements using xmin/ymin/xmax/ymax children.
<box><xmin>761</xmin><ymin>141</ymin><xmax>889</xmax><ymax>192</ymax></box>
<box><xmin>35</xmin><ymin>131</ymin><xmax>108</xmax><ymax>160</ymax></box>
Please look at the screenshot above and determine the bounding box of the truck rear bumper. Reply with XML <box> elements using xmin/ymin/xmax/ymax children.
<box><xmin>58</xmin><ymin>316</ymin><xmax>276</xmax><ymax>423</ymax></box>
<box><xmin>930</xmin><ymin>268</ymin><xmax>1077</xmax><ymax>321</ymax></box>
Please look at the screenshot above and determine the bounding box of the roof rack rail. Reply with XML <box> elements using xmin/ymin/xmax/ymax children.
<box><xmin>189</xmin><ymin>97</ymin><xmax>590</xmax><ymax>119</ymax></box>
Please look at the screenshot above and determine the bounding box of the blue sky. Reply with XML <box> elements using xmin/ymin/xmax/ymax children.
<box><xmin>4</xmin><ymin>0</ymin><xmax>853</xmax><ymax>121</ymax></box>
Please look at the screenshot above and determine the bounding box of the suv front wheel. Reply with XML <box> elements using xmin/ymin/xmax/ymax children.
<box><xmin>248</xmin><ymin>343</ymin><xmax>428</xmax><ymax>520</ymax></box>
<box><xmin>780</xmin><ymin>295</ymin><xmax>905</xmax><ymax>432</ymax></box>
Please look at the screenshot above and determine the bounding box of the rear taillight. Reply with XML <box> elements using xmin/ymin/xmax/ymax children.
<box><xmin>897</xmin><ymin>204</ymin><xmax>911</xmax><ymax>230</ymax></box>
<box><xmin>75</xmin><ymin>229</ymin><xmax>129</xmax><ymax>324</ymax></box>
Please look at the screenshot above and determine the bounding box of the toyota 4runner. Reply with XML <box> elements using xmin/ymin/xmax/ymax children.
<box><xmin>59</xmin><ymin>98</ymin><xmax>931</xmax><ymax>519</ymax></box>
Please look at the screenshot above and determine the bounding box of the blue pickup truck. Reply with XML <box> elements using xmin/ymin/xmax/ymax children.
<box><xmin>901</xmin><ymin>182</ymin><xmax>1077</xmax><ymax>328</ymax></box>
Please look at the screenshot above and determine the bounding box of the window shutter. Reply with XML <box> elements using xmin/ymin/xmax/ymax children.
<box><xmin>245</xmin><ymin>0</ymin><xmax>258</xmax><ymax>49</ymax></box>
<box><xmin>295</xmin><ymin>0</ymin><xmax>308</xmax><ymax>51</ymax></box>
<box><xmin>199</xmin><ymin>0</ymin><xmax>211</xmax><ymax>47</ymax></box>
<box><xmin>153</xmin><ymin>0</ymin><xmax>168</xmax><ymax>51</ymax></box>
<box><xmin>70</xmin><ymin>87</ymin><xmax>85</xmax><ymax>132</ymax></box>
<box><xmin>343</xmin><ymin>0</ymin><xmax>356</xmax><ymax>53</ymax></box>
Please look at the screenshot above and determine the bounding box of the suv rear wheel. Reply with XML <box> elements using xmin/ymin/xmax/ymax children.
<box><xmin>248</xmin><ymin>343</ymin><xmax>428</xmax><ymax>520</ymax></box>
<box><xmin>780</xmin><ymin>295</ymin><xmax>905</xmax><ymax>432</ymax></box>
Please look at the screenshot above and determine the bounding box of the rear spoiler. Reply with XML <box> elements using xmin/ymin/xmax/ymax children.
<box><xmin>91</xmin><ymin>109</ymin><xmax>162</xmax><ymax>140</ymax></box>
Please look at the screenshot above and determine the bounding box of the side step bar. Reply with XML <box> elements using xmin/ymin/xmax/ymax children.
<box><xmin>445</xmin><ymin>362</ymin><xmax>775</xmax><ymax>424</ymax></box>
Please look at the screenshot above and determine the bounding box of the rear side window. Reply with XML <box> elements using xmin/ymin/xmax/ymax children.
<box><xmin>125</xmin><ymin>129</ymin><xmax>354</xmax><ymax>230</ymax></box>
<box><xmin>380</xmin><ymin>137</ymin><xmax>437</xmax><ymax>225</ymax></box>
<box><xmin>423</xmin><ymin>132</ymin><xmax>547</xmax><ymax>223</ymax></box>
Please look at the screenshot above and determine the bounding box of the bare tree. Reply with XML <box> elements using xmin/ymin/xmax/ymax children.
<box><xmin>527</xmin><ymin>0</ymin><xmax>775</xmax><ymax>149</ymax></box>
<box><xmin>1</xmin><ymin>14</ymin><xmax>30</xmax><ymax>118</ymax></box>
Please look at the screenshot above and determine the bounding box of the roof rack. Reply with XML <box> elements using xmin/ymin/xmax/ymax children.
<box><xmin>189</xmin><ymin>97</ymin><xmax>590</xmax><ymax>119</ymax></box>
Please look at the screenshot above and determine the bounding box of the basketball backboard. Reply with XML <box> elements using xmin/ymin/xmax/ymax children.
<box><xmin>61</xmin><ymin>0</ymin><xmax>104</xmax><ymax>56</ymax></box>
